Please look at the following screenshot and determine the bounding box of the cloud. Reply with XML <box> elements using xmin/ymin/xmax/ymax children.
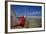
<box><xmin>26</xmin><ymin>11</ymin><xmax>41</xmax><ymax>16</ymax></box>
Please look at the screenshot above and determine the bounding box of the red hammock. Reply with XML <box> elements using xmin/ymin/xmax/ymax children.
<box><xmin>17</xmin><ymin>16</ymin><xmax>26</xmax><ymax>27</ymax></box>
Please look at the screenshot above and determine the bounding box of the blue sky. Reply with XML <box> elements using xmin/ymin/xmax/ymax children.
<box><xmin>11</xmin><ymin>5</ymin><xmax>42</xmax><ymax>16</ymax></box>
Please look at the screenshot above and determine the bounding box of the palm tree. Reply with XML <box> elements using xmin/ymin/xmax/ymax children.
<box><xmin>11</xmin><ymin>11</ymin><xmax>17</xmax><ymax>28</ymax></box>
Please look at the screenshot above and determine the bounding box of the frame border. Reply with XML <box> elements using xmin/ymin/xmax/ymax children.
<box><xmin>5</xmin><ymin>1</ymin><xmax>45</xmax><ymax>33</ymax></box>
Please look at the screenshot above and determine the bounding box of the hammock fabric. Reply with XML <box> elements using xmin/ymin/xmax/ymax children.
<box><xmin>17</xmin><ymin>16</ymin><xmax>26</xmax><ymax>27</ymax></box>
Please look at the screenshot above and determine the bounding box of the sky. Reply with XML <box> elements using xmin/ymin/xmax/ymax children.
<box><xmin>11</xmin><ymin>5</ymin><xmax>42</xmax><ymax>17</ymax></box>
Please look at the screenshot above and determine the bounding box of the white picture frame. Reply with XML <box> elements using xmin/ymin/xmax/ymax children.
<box><xmin>5</xmin><ymin>1</ymin><xmax>45</xmax><ymax>33</ymax></box>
